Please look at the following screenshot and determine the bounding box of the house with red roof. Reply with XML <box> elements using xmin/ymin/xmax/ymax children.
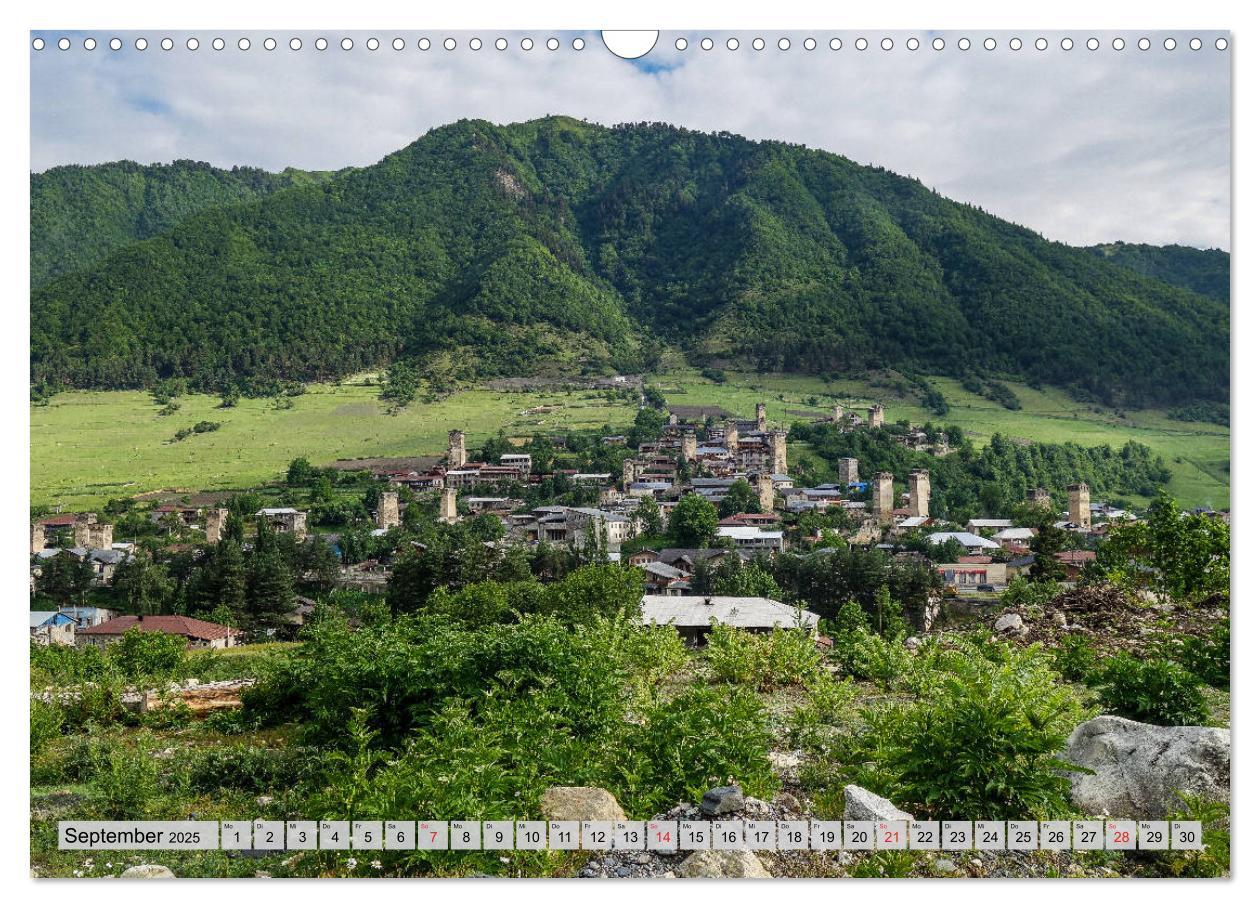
<box><xmin>76</xmin><ymin>615</ymin><xmax>241</xmax><ymax>650</ymax></box>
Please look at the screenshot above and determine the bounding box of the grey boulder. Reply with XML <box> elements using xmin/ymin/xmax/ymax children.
<box><xmin>676</xmin><ymin>850</ymin><xmax>771</xmax><ymax>878</ymax></box>
<box><xmin>1063</xmin><ymin>715</ymin><xmax>1230</xmax><ymax>817</ymax></box>
<box><xmin>700</xmin><ymin>784</ymin><xmax>745</xmax><ymax>817</ymax></box>
<box><xmin>843</xmin><ymin>784</ymin><xmax>913</xmax><ymax>821</ymax></box>
<box><xmin>120</xmin><ymin>864</ymin><xmax>176</xmax><ymax>879</ymax></box>
<box><xmin>539</xmin><ymin>786</ymin><xmax>626</xmax><ymax>822</ymax></box>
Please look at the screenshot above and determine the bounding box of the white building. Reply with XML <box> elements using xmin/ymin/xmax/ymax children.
<box><xmin>639</xmin><ymin>594</ymin><xmax>820</xmax><ymax>645</ymax></box>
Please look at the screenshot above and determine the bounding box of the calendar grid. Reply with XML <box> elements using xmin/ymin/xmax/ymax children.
<box><xmin>59</xmin><ymin>818</ymin><xmax>1205</xmax><ymax>852</ymax></box>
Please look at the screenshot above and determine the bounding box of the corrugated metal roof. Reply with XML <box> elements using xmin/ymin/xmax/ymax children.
<box><xmin>639</xmin><ymin>595</ymin><xmax>819</xmax><ymax>630</ymax></box>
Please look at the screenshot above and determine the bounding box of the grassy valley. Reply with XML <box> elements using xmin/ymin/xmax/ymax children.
<box><xmin>31</xmin><ymin>371</ymin><xmax>1228</xmax><ymax>512</ymax></box>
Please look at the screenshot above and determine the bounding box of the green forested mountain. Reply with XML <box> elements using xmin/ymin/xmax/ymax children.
<box><xmin>31</xmin><ymin>117</ymin><xmax>1228</xmax><ymax>405</ymax></box>
<box><xmin>1086</xmin><ymin>242</ymin><xmax>1229</xmax><ymax>305</ymax></box>
<box><xmin>30</xmin><ymin>160</ymin><xmax>333</xmax><ymax>287</ymax></box>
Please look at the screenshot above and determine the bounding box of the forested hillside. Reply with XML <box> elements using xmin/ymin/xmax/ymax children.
<box><xmin>1087</xmin><ymin>242</ymin><xmax>1229</xmax><ymax>305</ymax></box>
<box><xmin>31</xmin><ymin>117</ymin><xmax>1228</xmax><ymax>406</ymax></box>
<box><xmin>30</xmin><ymin>160</ymin><xmax>332</xmax><ymax>286</ymax></box>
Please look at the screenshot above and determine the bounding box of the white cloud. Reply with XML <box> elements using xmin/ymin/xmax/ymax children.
<box><xmin>30</xmin><ymin>30</ymin><xmax>1230</xmax><ymax>249</ymax></box>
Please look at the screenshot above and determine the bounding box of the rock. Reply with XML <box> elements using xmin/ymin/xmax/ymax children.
<box><xmin>676</xmin><ymin>850</ymin><xmax>771</xmax><ymax>878</ymax></box>
<box><xmin>539</xmin><ymin>786</ymin><xmax>626</xmax><ymax>822</ymax></box>
<box><xmin>700</xmin><ymin>784</ymin><xmax>745</xmax><ymax>816</ymax></box>
<box><xmin>903</xmin><ymin>636</ymin><xmax>922</xmax><ymax>650</ymax></box>
<box><xmin>843</xmin><ymin>784</ymin><xmax>912</xmax><ymax>821</ymax></box>
<box><xmin>933</xmin><ymin>858</ymin><xmax>957</xmax><ymax>873</ymax></box>
<box><xmin>1063</xmin><ymin>715</ymin><xmax>1230</xmax><ymax>817</ymax></box>
<box><xmin>120</xmin><ymin>864</ymin><xmax>176</xmax><ymax>879</ymax></box>
<box><xmin>994</xmin><ymin>613</ymin><xmax>1027</xmax><ymax>637</ymax></box>
<box><xmin>1049</xmin><ymin>610</ymin><xmax>1067</xmax><ymax>627</ymax></box>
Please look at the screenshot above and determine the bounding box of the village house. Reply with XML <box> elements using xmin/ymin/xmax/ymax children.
<box><xmin>715</xmin><ymin>525</ymin><xmax>786</xmax><ymax>554</ymax></box>
<box><xmin>638</xmin><ymin>594</ymin><xmax>821</xmax><ymax>646</ymax></box>
<box><xmin>936</xmin><ymin>560</ymin><xmax>1008</xmax><ymax>590</ymax></box>
<box><xmin>77</xmin><ymin>615</ymin><xmax>242</xmax><ymax>650</ymax></box>
<box><xmin>256</xmin><ymin>507</ymin><xmax>308</xmax><ymax>538</ymax></box>
<box><xmin>30</xmin><ymin>611</ymin><xmax>76</xmax><ymax>646</ymax></box>
<box><xmin>717</xmin><ymin>512</ymin><xmax>780</xmax><ymax>528</ymax></box>
<box><xmin>639</xmin><ymin>561</ymin><xmax>690</xmax><ymax>594</ymax></box>
<box><xmin>966</xmin><ymin>518</ymin><xmax>1013</xmax><ymax>536</ymax></box>
<box><xmin>926</xmin><ymin>531</ymin><xmax>1001</xmax><ymax>555</ymax></box>
<box><xmin>1056</xmin><ymin>549</ymin><xmax>1098</xmax><ymax>581</ymax></box>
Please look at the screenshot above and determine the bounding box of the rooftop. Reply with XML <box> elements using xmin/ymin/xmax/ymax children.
<box><xmin>639</xmin><ymin>595</ymin><xmax>820</xmax><ymax>630</ymax></box>
<box><xmin>78</xmin><ymin>614</ymin><xmax>240</xmax><ymax>640</ymax></box>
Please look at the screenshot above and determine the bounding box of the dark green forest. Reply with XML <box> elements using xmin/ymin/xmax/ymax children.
<box><xmin>1087</xmin><ymin>241</ymin><xmax>1229</xmax><ymax>305</ymax></box>
<box><xmin>791</xmin><ymin>421</ymin><xmax>1171</xmax><ymax>521</ymax></box>
<box><xmin>31</xmin><ymin>160</ymin><xmax>334</xmax><ymax>287</ymax></box>
<box><xmin>31</xmin><ymin>117</ymin><xmax>1228</xmax><ymax>405</ymax></box>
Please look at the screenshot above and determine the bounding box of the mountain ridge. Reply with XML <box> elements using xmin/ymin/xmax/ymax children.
<box><xmin>30</xmin><ymin>116</ymin><xmax>1229</xmax><ymax>406</ymax></box>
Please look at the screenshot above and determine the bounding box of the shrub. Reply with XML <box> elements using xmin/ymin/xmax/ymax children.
<box><xmin>1150</xmin><ymin>621</ymin><xmax>1229</xmax><ymax>689</ymax></box>
<box><xmin>92</xmin><ymin>739</ymin><xmax>160</xmax><ymax>819</ymax></box>
<box><xmin>621</xmin><ymin>683</ymin><xmax>776</xmax><ymax>815</ymax></box>
<box><xmin>851</xmin><ymin>639</ymin><xmax>1086</xmax><ymax>818</ymax></box>
<box><xmin>704</xmin><ymin>625</ymin><xmax>823</xmax><ymax>690</ymax></box>
<box><xmin>108</xmin><ymin>628</ymin><xmax>188</xmax><ymax>681</ymax></box>
<box><xmin>1052</xmin><ymin>633</ymin><xmax>1099</xmax><ymax>683</ymax></box>
<box><xmin>1096</xmin><ymin>654</ymin><xmax>1208</xmax><ymax>726</ymax></box>
<box><xmin>830</xmin><ymin>626</ymin><xmax>912</xmax><ymax>687</ymax></box>
<box><xmin>185</xmin><ymin>744</ymin><xmax>310</xmax><ymax>794</ymax></box>
<box><xmin>30</xmin><ymin>640</ymin><xmax>113</xmax><ymax>685</ymax></box>
<box><xmin>30</xmin><ymin>697</ymin><xmax>63</xmax><ymax>754</ymax></box>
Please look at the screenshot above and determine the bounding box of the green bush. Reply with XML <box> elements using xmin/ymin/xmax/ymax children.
<box><xmin>30</xmin><ymin>640</ymin><xmax>113</xmax><ymax>685</ymax></box>
<box><xmin>1096</xmin><ymin>654</ymin><xmax>1208</xmax><ymax>726</ymax></box>
<box><xmin>849</xmin><ymin>639</ymin><xmax>1087</xmax><ymax>818</ymax></box>
<box><xmin>704</xmin><ymin>625</ymin><xmax>823</xmax><ymax>690</ymax></box>
<box><xmin>830</xmin><ymin>626</ymin><xmax>912</xmax><ymax>687</ymax></box>
<box><xmin>1052</xmin><ymin>633</ymin><xmax>1099</xmax><ymax>683</ymax></box>
<box><xmin>92</xmin><ymin>739</ymin><xmax>160</xmax><ymax>819</ymax></box>
<box><xmin>621</xmin><ymin>683</ymin><xmax>776</xmax><ymax>815</ymax></box>
<box><xmin>185</xmin><ymin>744</ymin><xmax>311</xmax><ymax>794</ymax></box>
<box><xmin>30</xmin><ymin>697</ymin><xmax>63</xmax><ymax>754</ymax></box>
<box><xmin>108</xmin><ymin>628</ymin><xmax>188</xmax><ymax>681</ymax></box>
<box><xmin>1149</xmin><ymin>621</ymin><xmax>1229</xmax><ymax>690</ymax></box>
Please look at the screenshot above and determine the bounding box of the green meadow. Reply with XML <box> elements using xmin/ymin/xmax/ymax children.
<box><xmin>31</xmin><ymin>371</ymin><xmax>1228</xmax><ymax>511</ymax></box>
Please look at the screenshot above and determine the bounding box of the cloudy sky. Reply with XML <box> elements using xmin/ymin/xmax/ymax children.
<box><xmin>30</xmin><ymin>30</ymin><xmax>1231</xmax><ymax>249</ymax></box>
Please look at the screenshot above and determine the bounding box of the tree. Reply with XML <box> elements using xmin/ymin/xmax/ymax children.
<box><xmin>632</xmin><ymin>496</ymin><xmax>663</xmax><ymax>536</ymax></box>
<box><xmin>710</xmin><ymin>560</ymin><xmax>782</xmax><ymax>599</ymax></box>
<box><xmin>719</xmin><ymin>478</ymin><xmax>760</xmax><ymax>518</ymax></box>
<box><xmin>286</xmin><ymin>457</ymin><xmax>316</xmax><ymax>486</ymax></box>
<box><xmin>1093</xmin><ymin>492</ymin><xmax>1229</xmax><ymax>600</ymax></box>
<box><xmin>1029</xmin><ymin>516</ymin><xmax>1070</xmax><ymax>582</ymax></box>
<box><xmin>37</xmin><ymin>551</ymin><xmax>94</xmax><ymax>607</ymax></box>
<box><xmin>247</xmin><ymin>525</ymin><xmax>295</xmax><ymax>624</ymax></box>
<box><xmin>668</xmin><ymin>494</ymin><xmax>718</xmax><ymax>547</ymax></box>
<box><xmin>111</xmin><ymin>552</ymin><xmax>174</xmax><ymax>615</ymax></box>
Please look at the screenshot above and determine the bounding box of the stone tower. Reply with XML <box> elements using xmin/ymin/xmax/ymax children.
<box><xmin>832</xmin><ymin>403</ymin><xmax>845</xmax><ymax>423</ymax></box>
<box><xmin>837</xmin><ymin>458</ymin><xmax>860</xmax><ymax>486</ymax></box>
<box><xmin>1068</xmin><ymin>483</ymin><xmax>1091</xmax><ymax>529</ymax></box>
<box><xmin>755</xmin><ymin>402</ymin><xmax>767</xmax><ymax>432</ymax></box>
<box><xmin>770</xmin><ymin>430</ymin><xmax>788</xmax><ymax>475</ymax></box>
<box><xmin>622</xmin><ymin>458</ymin><xmax>637</xmax><ymax>489</ymax></box>
<box><xmin>909</xmin><ymin>469</ymin><xmax>931</xmax><ymax>518</ymax></box>
<box><xmin>1026</xmin><ymin>487</ymin><xmax>1051</xmax><ymax>508</ymax></box>
<box><xmin>868</xmin><ymin>404</ymin><xmax>885</xmax><ymax>429</ymax></box>
<box><xmin>31</xmin><ymin>522</ymin><xmax>46</xmax><ymax>554</ymax></box>
<box><xmin>724</xmin><ymin>420</ymin><xmax>740</xmax><ymax>451</ymax></box>
<box><xmin>446</xmin><ymin>430</ymin><xmax>466</xmax><ymax>468</ymax></box>
<box><xmin>377</xmin><ymin>490</ymin><xmax>400</xmax><ymax>530</ymax></box>
<box><xmin>74</xmin><ymin>520</ymin><xmax>113</xmax><ymax>550</ymax></box>
<box><xmin>681</xmin><ymin>430</ymin><xmax>697</xmax><ymax>462</ymax></box>
<box><xmin>757</xmin><ymin>473</ymin><xmax>775</xmax><ymax>513</ymax></box>
<box><xmin>872</xmin><ymin>472</ymin><xmax>895</xmax><ymax>524</ymax></box>
<box><xmin>439</xmin><ymin>486</ymin><xmax>459</xmax><ymax>524</ymax></box>
<box><xmin>205</xmin><ymin>508</ymin><xmax>229</xmax><ymax>545</ymax></box>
